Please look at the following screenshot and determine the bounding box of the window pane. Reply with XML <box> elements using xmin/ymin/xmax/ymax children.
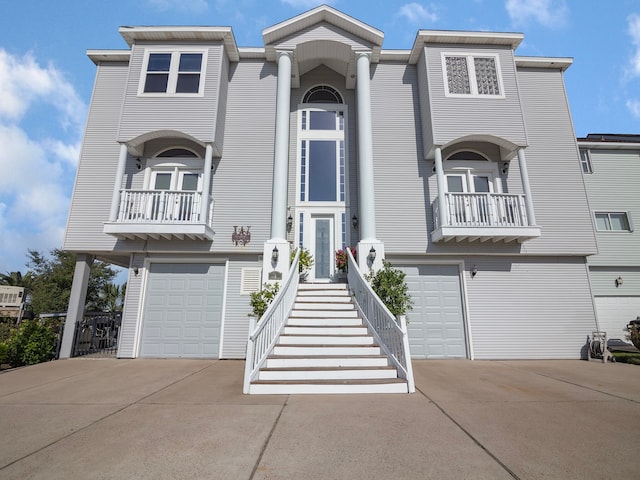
<box><xmin>179</xmin><ymin>53</ymin><xmax>202</xmax><ymax>72</ymax></box>
<box><xmin>144</xmin><ymin>74</ymin><xmax>169</xmax><ymax>93</ymax></box>
<box><xmin>474</xmin><ymin>57</ymin><xmax>500</xmax><ymax>95</ymax></box>
<box><xmin>445</xmin><ymin>57</ymin><xmax>470</xmax><ymax>94</ymax></box>
<box><xmin>309</xmin><ymin>141</ymin><xmax>337</xmax><ymax>201</ymax></box>
<box><xmin>473</xmin><ymin>176</ymin><xmax>490</xmax><ymax>193</ymax></box>
<box><xmin>309</xmin><ymin>111</ymin><xmax>337</xmax><ymax>130</ymax></box>
<box><xmin>610</xmin><ymin>213</ymin><xmax>630</xmax><ymax>231</ymax></box>
<box><xmin>176</xmin><ymin>73</ymin><xmax>200</xmax><ymax>93</ymax></box>
<box><xmin>447</xmin><ymin>176</ymin><xmax>464</xmax><ymax>192</ymax></box>
<box><xmin>595</xmin><ymin>213</ymin><xmax>610</xmax><ymax>230</ymax></box>
<box><xmin>154</xmin><ymin>173</ymin><xmax>172</xmax><ymax>190</ymax></box>
<box><xmin>181</xmin><ymin>173</ymin><xmax>199</xmax><ymax>191</ymax></box>
<box><xmin>147</xmin><ymin>53</ymin><xmax>171</xmax><ymax>71</ymax></box>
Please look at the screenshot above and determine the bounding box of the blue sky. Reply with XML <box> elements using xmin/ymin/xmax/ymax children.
<box><xmin>1</xmin><ymin>0</ymin><xmax>640</xmax><ymax>275</ymax></box>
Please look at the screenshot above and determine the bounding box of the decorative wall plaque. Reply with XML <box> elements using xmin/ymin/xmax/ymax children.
<box><xmin>232</xmin><ymin>226</ymin><xmax>251</xmax><ymax>246</ymax></box>
<box><xmin>268</xmin><ymin>271</ymin><xmax>282</xmax><ymax>281</ymax></box>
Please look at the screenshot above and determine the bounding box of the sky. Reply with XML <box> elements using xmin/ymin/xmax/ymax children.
<box><xmin>1</xmin><ymin>0</ymin><xmax>640</xmax><ymax>275</ymax></box>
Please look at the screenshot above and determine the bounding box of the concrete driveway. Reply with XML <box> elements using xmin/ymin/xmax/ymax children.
<box><xmin>0</xmin><ymin>358</ymin><xmax>638</xmax><ymax>479</ymax></box>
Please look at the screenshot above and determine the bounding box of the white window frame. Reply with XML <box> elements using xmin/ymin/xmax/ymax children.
<box><xmin>442</xmin><ymin>52</ymin><xmax>505</xmax><ymax>99</ymax></box>
<box><xmin>594</xmin><ymin>211</ymin><xmax>633</xmax><ymax>232</ymax></box>
<box><xmin>444</xmin><ymin>161</ymin><xmax>502</xmax><ymax>193</ymax></box>
<box><xmin>579</xmin><ymin>149</ymin><xmax>593</xmax><ymax>174</ymax></box>
<box><xmin>144</xmin><ymin>158</ymin><xmax>204</xmax><ymax>192</ymax></box>
<box><xmin>138</xmin><ymin>48</ymin><xmax>207</xmax><ymax>96</ymax></box>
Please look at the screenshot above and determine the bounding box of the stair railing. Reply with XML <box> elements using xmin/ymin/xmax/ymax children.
<box><xmin>346</xmin><ymin>249</ymin><xmax>415</xmax><ymax>393</ymax></box>
<box><xmin>243</xmin><ymin>249</ymin><xmax>300</xmax><ymax>394</ymax></box>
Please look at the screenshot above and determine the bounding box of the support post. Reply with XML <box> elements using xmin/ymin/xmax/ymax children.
<box><xmin>109</xmin><ymin>144</ymin><xmax>128</xmax><ymax>222</ymax></box>
<box><xmin>434</xmin><ymin>147</ymin><xmax>447</xmax><ymax>228</ymax></box>
<box><xmin>201</xmin><ymin>143</ymin><xmax>213</xmax><ymax>223</ymax></box>
<box><xmin>517</xmin><ymin>148</ymin><xmax>537</xmax><ymax>226</ymax></box>
<box><xmin>59</xmin><ymin>254</ymin><xmax>94</xmax><ymax>359</ymax></box>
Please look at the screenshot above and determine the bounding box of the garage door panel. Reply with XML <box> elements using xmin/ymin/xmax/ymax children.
<box><xmin>140</xmin><ymin>263</ymin><xmax>224</xmax><ymax>358</ymax></box>
<box><xmin>401</xmin><ymin>264</ymin><xmax>467</xmax><ymax>359</ymax></box>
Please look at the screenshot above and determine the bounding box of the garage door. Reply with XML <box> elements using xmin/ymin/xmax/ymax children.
<box><xmin>401</xmin><ymin>265</ymin><xmax>467</xmax><ymax>359</ymax></box>
<box><xmin>594</xmin><ymin>296</ymin><xmax>640</xmax><ymax>342</ymax></box>
<box><xmin>140</xmin><ymin>263</ymin><xmax>225</xmax><ymax>358</ymax></box>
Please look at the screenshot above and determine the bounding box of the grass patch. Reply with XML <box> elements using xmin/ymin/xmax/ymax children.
<box><xmin>612</xmin><ymin>352</ymin><xmax>640</xmax><ymax>365</ymax></box>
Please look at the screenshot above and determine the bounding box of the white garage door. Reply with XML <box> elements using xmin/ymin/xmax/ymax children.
<box><xmin>140</xmin><ymin>263</ymin><xmax>225</xmax><ymax>358</ymax></box>
<box><xmin>401</xmin><ymin>264</ymin><xmax>467</xmax><ymax>359</ymax></box>
<box><xmin>594</xmin><ymin>296</ymin><xmax>640</xmax><ymax>342</ymax></box>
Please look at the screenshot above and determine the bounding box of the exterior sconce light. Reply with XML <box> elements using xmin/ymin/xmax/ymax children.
<box><xmin>615</xmin><ymin>276</ymin><xmax>623</xmax><ymax>287</ymax></box>
<box><xmin>368</xmin><ymin>247</ymin><xmax>376</xmax><ymax>262</ymax></box>
<box><xmin>271</xmin><ymin>246</ymin><xmax>279</xmax><ymax>263</ymax></box>
<box><xmin>136</xmin><ymin>158</ymin><xmax>142</xmax><ymax>170</ymax></box>
<box><xmin>286</xmin><ymin>214</ymin><xmax>293</xmax><ymax>232</ymax></box>
<box><xmin>501</xmin><ymin>162</ymin><xmax>509</xmax><ymax>175</ymax></box>
<box><xmin>352</xmin><ymin>214</ymin><xmax>359</xmax><ymax>229</ymax></box>
<box><xmin>471</xmin><ymin>265</ymin><xmax>478</xmax><ymax>278</ymax></box>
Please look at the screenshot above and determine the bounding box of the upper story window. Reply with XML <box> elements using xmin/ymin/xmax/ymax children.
<box><xmin>303</xmin><ymin>85</ymin><xmax>343</xmax><ymax>104</ymax></box>
<box><xmin>594</xmin><ymin>212</ymin><xmax>633</xmax><ymax>232</ymax></box>
<box><xmin>579</xmin><ymin>149</ymin><xmax>593</xmax><ymax>174</ymax></box>
<box><xmin>443</xmin><ymin>53</ymin><xmax>503</xmax><ymax>98</ymax></box>
<box><xmin>140</xmin><ymin>51</ymin><xmax>206</xmax><ymax>95</ymax></box>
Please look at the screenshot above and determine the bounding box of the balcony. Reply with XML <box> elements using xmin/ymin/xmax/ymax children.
<box><xmin>103</xmin><ymin>190</ymin><xmax>214</xmax><ymax>241</ymax></box>
<box><xmin>432</xmin><ymin>192</ymin><xmax>541</xmax><ymax>243</ymax></box>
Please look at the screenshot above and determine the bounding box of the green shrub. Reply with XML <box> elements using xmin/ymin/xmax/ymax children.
<box><xmin>365</xmin><ymin>260</ymin><xmax>413</xmax><ymax>316</ymax></box>
<box><xmin>249</xmin><ymin>283</ymin><xmax>280</xmax><ymax>319</ymax></box>
<box><xmin>612</xmin><ymin>352</ymin><xmax>640</xmax><ymax>365</ymax></box>
<box><xmin>290</xmin><ymin>247</ymin><xmax>314</xmax><ymax>274</ymax></box>
<box><xmin>4</xmin><ymin>319</ymin><xmax>57</xmax><ymax>367</ymax></box>
<box><xmin>0</xmin><ymin>341</ymin><xmax>8</xmax><ymax>366</ymax></box>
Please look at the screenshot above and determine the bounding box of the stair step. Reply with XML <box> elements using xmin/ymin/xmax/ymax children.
<box><xmin>298</xmin><ymin>283</ymin><xmax>348</xmax><ymax>290</ymax></box>
<box><xmin>249</xmin><ymin>378</ymin><xmax>408</xmax><ymax>395</ymax></box>
<box><xmin>283</xmin><ymin>326</ymin><xmax>368</xmax><ymax>335</ymax></box>
<box><xmin>273</xmin><ymin>345</ymin><xmax>382</xmax><ymax>356</ymax></box>
<box><xmin>258</xmin><ymin>366</ymin><xmax>397</xmax><ymax>381</ymax></box>
<box><xmin>290</xmin><ymin>310</ymin><xmax>359</xmax><ymax>318</ymax></box>
<box><xmin>265</xmin><ymin>356</ymin><xmax>390</xmax><ymax>368</ymax></box>
<box><xmin>295</xmin><ymin>295</ymin><xmax>352</xmax><ymax>303</ymax></box>
<box><xmin>279</xmin><ymin>334</ymin><xmax>374</xmax><ymax>345</ymax></box>
<box><xmin>287</xmin><ymin>317</ymin><xmax>363</xmax><ymax>327</ymax></box>
<box><xmin>294</xmin><ymin>302</ymin><xmax>354</xmax><ymax>310</ymax></box>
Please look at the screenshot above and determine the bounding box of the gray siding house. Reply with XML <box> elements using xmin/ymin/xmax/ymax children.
<box><xmin>578</xmin><ymin>134</ymin><xmax>640</xmax><ymax>343</ymax></box>
<box><xmin>60</xmin><ymin>5</ymin><xmax>599</xmax><ymax>366</ymax></box>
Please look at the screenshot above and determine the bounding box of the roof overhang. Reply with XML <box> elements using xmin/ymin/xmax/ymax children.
<box><xmin>87</xmin><ymin>50</ymin><xmax>131</xmax><ymax>64</ymax></box>
<box><xmin>410</xmin><ymin>30</ymin><xmax>524</xmax><ymax>64</ymax></box>
<box><xmin>118</xmin><ymin>26</ymin><xmax>239</xmax><ymax>61</ymax></box>
<box><xmin>515</xmin><ymin>56</ymin><xmax>573</xmax><ymax>71</ymax></box>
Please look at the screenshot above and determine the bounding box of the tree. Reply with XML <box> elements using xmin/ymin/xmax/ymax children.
<box><xmin>0</xmin><ymin>270</ymin><xmax>34</xmax><ymax>289</ymax></box>
<box><xmin>95</xmin><ymin>282</ymin><xmax>125</xmax><ymax>313</ymax></box>
<box><xmin>26</xmin><ymin>249</ymin><xmax>117</xmax><ymax>315</ymax></box>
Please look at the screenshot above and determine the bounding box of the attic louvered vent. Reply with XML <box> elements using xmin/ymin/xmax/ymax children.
<box><xmin>240</xmin><ymin>268</ymin><xmax>262</xmax><ymax>295</ymax></box>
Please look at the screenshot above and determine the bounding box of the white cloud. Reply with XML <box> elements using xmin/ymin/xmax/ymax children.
<box><xmin>146</xmin><ymin>0</ymin><xmax>209</xmax><ymax>13</ymax></box>
<box><xmin>505</xmin><ymin>0</ymin><xmax>568</xmax><ymax>29</ymax></box>
<box><xmin>628</xmin><ymin>13</ymin><xmax>640</xmax><ymax>77</ymax></box>
<box><xmin>0</xmin><ymin>49</ymin><xmax>84</xmax><ymax>273</ymax></box>
<box><xmin>627</xmin><ymin>99</ymin><xmax>640</xmax><ymax>118</ymax></box>
<box><xmin>397</xmin><ymin>3</ymin><xmax>438</xmax><ymax>25</ymax></box>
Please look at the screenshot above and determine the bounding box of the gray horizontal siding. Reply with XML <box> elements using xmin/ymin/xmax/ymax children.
<box><xmin>272</xmin><ymin>21</ymin><xmax>373</xmax><ymax>51</ymax></box>
<box><xmin>583</xmin><ymin>149</ymin><xmax>640</xmax><ymax>266</ymax></box>
<box><xmin>117</xmin><ymin>253</ymin><xmax>144</xmax><ymax>358</ymax></box>
<box><xmin>370</xmin><ymin>62</ymin><xmax>429</xmax><ymax>253</ymax></box>
<box><xmin>63</xmin><ymin>62</ymin><xmax>125</xmax><ymax>252</ymax></box>
<box><xmin>221</xmin><ymin>255</ymin><xmax>262</xmax><ymax>358</ymax></box>
<box><xmin>425</xmin><ymin>45</ymin><xmax>527</xmax><ymax>147</ymax></box>
<box><xmin>516</xmin><ymin>67</ymin><xmax>597</xmax><ymax>255</ymax></box>
<box><xmin>417</xmin><ymin>52</ymin><xmax>434</xmax><ymax>157</ymax></box>
<box><xmin>463</xmin><ymin>256</ymin><xmax>597</xmax><ymax>359</ymax></box>
<box><xmin>117</xmin><ymin>43</ymin><xmax>225</xmax><ymax>144</ymax></box>
<box><xmin>589</xmin><ymin>267</ymin><xmax>640</xmax><ymax>297</ymax></box>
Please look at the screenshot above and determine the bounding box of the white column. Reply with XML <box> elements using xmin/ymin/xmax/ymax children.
<box><xmin>270</xmin><ymin>50</ymin><xmax>293</xmax><ymax>241</ymax></box>
<box><xmin>434</xmin><ymin>147</ymin><xmax>447</xmax><ymax>228</ymax></box>
<box><xmin>356</xmin><ymin>52</ymin><xmax>376</xmax><ymax>242</ymax></box>
<box><xmin>109</xmin><ymin>143</ymin><xmax>128</xmax><ymax>221</ymax></box>
<box><xmin>59</xmin><ymin>254</ymin><xmax>94</xmax><ymax>359</ymax></box>
<box><xmin>200</xmin><ymin>143</ymin><xmax>213</xmax><ymax>223</ymax></box>
<box><xmin>517</xmin><ymin>148</ymin><xmax>537</xmax><ymax>226</ymax></box>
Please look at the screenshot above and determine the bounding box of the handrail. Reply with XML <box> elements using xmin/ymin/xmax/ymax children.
<box><xmin>434</xmin><ymin>192</ymin><xmax>528</xmax><ymax>228</ymax></box>
<box><xmin>116</xmin><ymin>189</ymin><xmax>207</xmax><ymax>224</ymax></box>
<box><xmin>346</xmin><ymin>249</ymin><xmax>415</xmax><ymax>393</ymax></box>
<box><xmin>243</xmin><ymin>249</ymin><xmax>300</xmax><ymax>394</ymax></box>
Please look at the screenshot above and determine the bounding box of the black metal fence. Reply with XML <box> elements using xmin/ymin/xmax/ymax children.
<box><xmin>72</xmin><ymin>312</ymin><xmax>122</xmax><ymax>357</ymax></box>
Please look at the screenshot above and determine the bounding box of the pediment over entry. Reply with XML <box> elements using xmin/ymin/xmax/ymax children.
<box><xmin>262</xmin><ymin>5</ymin><xmax>384</xmax><ymax>89</ymax></box>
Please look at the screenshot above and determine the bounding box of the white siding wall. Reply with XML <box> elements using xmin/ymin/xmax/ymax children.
<box><xmin>464</xmin><ymin>256</ymin><xmax>597</xmax><ymax>359</ymax></box>
<box><xmin>63</xmin><ymin>62</ymin><xmax>126</xmax><ymax>252</ymax></box>
<box><xmin>425</xmin><ymin>45</ymin><xmax>527</xmax><ymax>148</ymax></box>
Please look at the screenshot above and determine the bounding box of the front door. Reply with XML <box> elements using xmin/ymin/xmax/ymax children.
<box><xmin>310</xmin><ymin>216</ymin><xmax>334</xmax><ymax>281</ymax></box>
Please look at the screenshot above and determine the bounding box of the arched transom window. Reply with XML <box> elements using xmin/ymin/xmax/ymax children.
<box><xmin>303</xmin><ymin>85</ymin><xmax>343</xmax><ymax>104</ymax></box>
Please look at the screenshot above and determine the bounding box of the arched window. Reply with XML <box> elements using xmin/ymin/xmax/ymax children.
<box><xmin>447</xmin><ymin>151</ymin><xmax>488</xmax><ymax>162</ymax></box>
<box><xmin>157</xmin><ymin>148</ymin><xmax>198</xmax><ymax>158</ymax></box>
<box><xmin>303</xmin><ymin>85</ymin><xmax>343</xmax><ymax>104</ymax></box>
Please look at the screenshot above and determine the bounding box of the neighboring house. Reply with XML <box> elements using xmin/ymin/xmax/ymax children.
<box><xmin>60</xmin><ymin>5</ymin><xmax>599</xmax><ymax>362</ymax></box>
<box><xmin>578</xmin><ymin>134</ymin><xmax>640</xmax><ymax>343</ymax></box>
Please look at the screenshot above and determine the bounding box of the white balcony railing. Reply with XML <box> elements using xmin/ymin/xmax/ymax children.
<box><xmin>434</xmin><ymin>192</ymin><xmax>528</xmax><ymax>229</ymax></box>
<box><xmin>115</xmin><ymin>190</ymin><xmax>211</xmax><ymax>224</ymax></box>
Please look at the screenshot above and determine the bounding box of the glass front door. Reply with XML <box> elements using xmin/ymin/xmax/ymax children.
<box><xmin>310</xmin><ymin>216</ymin><xmax>334</xmax><ymax>281</ymax></box>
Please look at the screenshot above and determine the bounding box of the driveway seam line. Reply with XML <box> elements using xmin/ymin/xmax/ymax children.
<box><xmin>0</xmin><ymin>361</ymin><xmax>218</xmax><ymax>472</ymax></box>
<box><xmin>416</xmin><ymin>385</ymin><xmax>521</xmax><ymax>480</ymax></box>
<box><xmin>248</xmin><ymin>395</ymin><xmax>289</xmax><ymax>480</ymax></box>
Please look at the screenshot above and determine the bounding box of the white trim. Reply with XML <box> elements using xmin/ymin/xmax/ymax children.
<box><xmin>441</xmin><ymin>52</ymin><xmax>505</xmax><ymax>99</ymax></box>
<box><xmin>217</xmin><ymin>259</ymin><xmax>230</xmax><ymax>359</ymax></box>
<box><xmin>137</xmin><ymin>47</ymin><xmax>208</xmax><ymax>97</ymax></box>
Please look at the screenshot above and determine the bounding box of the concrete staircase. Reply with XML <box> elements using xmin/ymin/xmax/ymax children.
<box><xmin>249</xmin><ymin>283</ymin><xmax>409</xmax><ymax>394</ymax></box>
